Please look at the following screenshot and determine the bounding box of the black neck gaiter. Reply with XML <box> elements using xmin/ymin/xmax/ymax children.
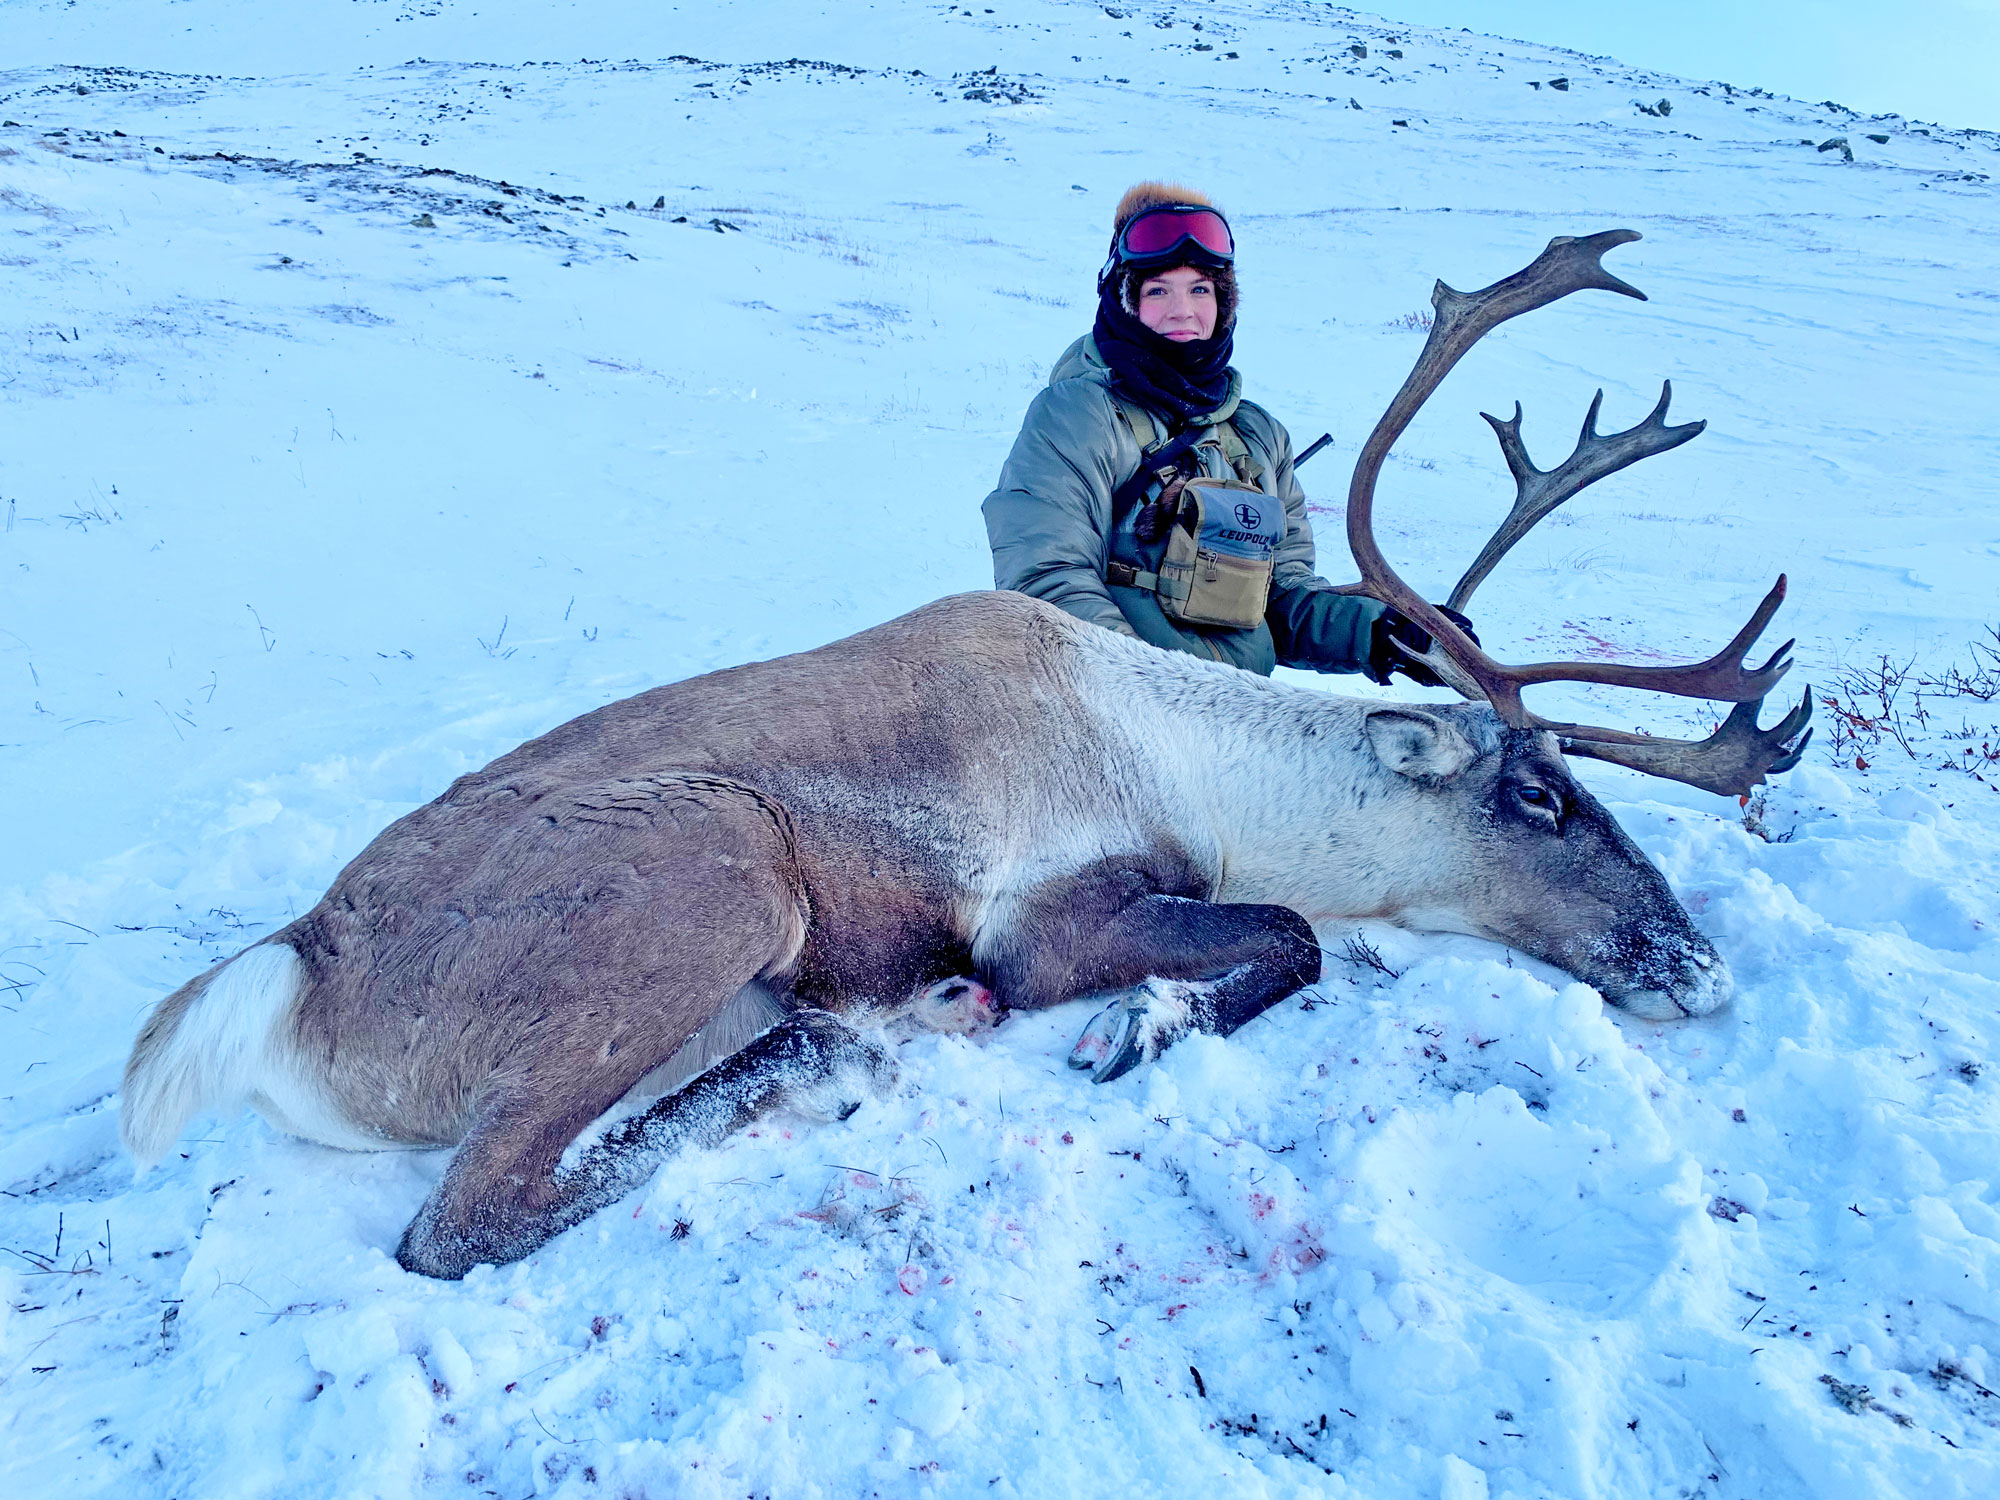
<box><xmin>1091</xmin><ymin>279</ymin><xmax>1237</xmax><ymax>430</ymax></box>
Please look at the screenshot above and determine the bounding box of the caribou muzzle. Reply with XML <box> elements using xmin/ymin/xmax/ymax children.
<box><xmin>1575</xmin><ymin>920</ymin><xmax>1731</xmax><ymax>1021</ymax></box>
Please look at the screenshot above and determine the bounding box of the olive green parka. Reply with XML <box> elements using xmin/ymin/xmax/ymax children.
<box><xmin>983</xmin><ymin>334</ymin><xmax>1383</xmax><ymax>675</ymax></box>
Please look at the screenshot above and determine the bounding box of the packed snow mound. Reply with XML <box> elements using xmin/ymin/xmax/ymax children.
<box><xmin>2</xmin><ymin>3</ymin><xmax>1997</xmax><ymax>1498</ymax></box>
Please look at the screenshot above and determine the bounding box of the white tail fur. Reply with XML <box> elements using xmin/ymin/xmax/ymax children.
<box><xmin>121</xmin><ymin>942</ymin><xmax>304</xmax><ymax>1168</ymax></box>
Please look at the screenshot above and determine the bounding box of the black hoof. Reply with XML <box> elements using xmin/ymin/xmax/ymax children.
<box><xmin>1091</xmin><ymin>1006</ymin><xmax>1149</xmax><ymax>1084</ymax></box>
<box><xmin>1067</xmin><ymin>1001</ymin><xmax>1123</xmax><ymax>1071</ymax></box>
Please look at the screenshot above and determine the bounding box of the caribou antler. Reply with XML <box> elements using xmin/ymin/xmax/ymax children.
<box><xmin>1340</xmin><ymin>230</ymin><xmax>1812</xmax><ymax>797</ymax></box>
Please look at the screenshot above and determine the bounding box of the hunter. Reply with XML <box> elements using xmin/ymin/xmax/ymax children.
<box><xmin>982</xmin><ymin>181</ymin><xmax>1468</xmax><ymax>679</ymax></box>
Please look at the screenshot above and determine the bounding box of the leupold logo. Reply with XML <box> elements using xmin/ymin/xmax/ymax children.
<box><xmin>1233</xmin><ymin>502</ymin><xmax>1263</xmax><ymax>528</ymax></box>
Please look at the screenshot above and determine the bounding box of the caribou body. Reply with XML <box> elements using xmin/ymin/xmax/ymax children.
<box><xmin>122</xmin><ymin>231</ymin><xmax>1809</xmax><ymax>1278</ymax></box>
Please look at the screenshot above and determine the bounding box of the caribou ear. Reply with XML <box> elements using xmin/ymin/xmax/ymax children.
<box><xmin>1363</xmin><ymin>708</ymin><xmax>1478</xmax><ymax>783</ymax></box>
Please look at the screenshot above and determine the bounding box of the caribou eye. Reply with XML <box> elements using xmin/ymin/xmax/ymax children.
<box><xmin>1514</xmin><ymin>784</ymin><xmax>1561</xmax><ymax>819</ymax></box>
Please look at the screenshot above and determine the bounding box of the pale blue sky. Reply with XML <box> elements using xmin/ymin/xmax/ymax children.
<box><xmin>1369</xmin><ymin>1</ymin><xmax>1998</xmax><ymax>131</ymax></box>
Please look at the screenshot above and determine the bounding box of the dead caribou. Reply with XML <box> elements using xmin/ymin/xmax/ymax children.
<box><xmin>123</xmin><ymin>230</ymin><xmax>1810</xmax><ymax>1278</ymax></box>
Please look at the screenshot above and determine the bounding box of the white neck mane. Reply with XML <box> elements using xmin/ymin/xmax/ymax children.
<box><xmin>1072</xmin><ymin>625</ymin><xmax>1502</xmax><ymax>917</ymax></box>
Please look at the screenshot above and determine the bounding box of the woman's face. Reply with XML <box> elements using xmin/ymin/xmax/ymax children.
<box><xmin>1136</xmin><ymin>265</ymin><xmax>1218</xmax><ymax>342</ymax></box>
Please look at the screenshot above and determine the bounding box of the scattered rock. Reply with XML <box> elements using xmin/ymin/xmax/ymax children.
<box><xmin>1866</xmin><ymin>133</ymin><xmax>1890</xmax><ymax>144</ymax></box>
<box><xmin>1636</xmin><ymin>98</ymin><xmax>1673</xmax><ymax>117</ymax></box>
<box><xmin>652</xmin><ymin>195</ymin><xmax>665</xmax><ymax>208</ymax></box>
<box><xmin>1818</xmin><ymin>136</ymin><xmax>1854</xmax><ymax>161</ymax></box>
<box><xmin>1349</xmin><ymin>43</ymin><xmax>1367</xmax><ymax>59</ymax></box>
<box><xmin>409</xmin><ymin>212</ymin><xmax>436</xmax><ymax>227</ymax></box>
<box><xmin>959</xmin><ymin>67</ymin><xmax>1040</xmax><ymax>105</ymax></box>
<box><xmin>1548</xmin><ymin>77</ymin><xmax>1569</xmax><ymax>91</ymax></box>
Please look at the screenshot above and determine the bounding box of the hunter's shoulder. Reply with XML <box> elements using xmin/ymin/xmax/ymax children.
<box><xmin>1023</xmin><ymin>361</ymin><xmax>1125</xmax><ymax>440</ymax></box>
<box><xmin>1046</xmin><ymin>332</ymin><xmax>1110</xmax><ymax>387</ymax></box>
<box><xmin>1227</xmin><ymin>397</ymin><xmax>1293</xmax><ymax>454</ymax></box>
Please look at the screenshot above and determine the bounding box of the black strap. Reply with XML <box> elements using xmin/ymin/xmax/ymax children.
<box><xmin>1105</xmin><ymin>561</ymin><xmax>1147</xmax><ymax>588</ymax></box>
<box><xmin>1110</xmin><ymin>427</ymin><xmax>1205</xmax><ymax>523</ymax></box>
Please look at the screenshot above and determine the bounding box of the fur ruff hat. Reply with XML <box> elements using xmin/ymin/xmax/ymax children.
<box><xmin>1107</xmin><ymin>180</ymin><xmax>1238</xmax><ymax>332</ymax></box>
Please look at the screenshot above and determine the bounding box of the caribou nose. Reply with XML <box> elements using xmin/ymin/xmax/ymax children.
<box><xmin>1616</xmin><ymin>947</ymin><xmax>1732</xmax><ymax>1020</ymax></box>
<box><xmin>1677</xmin><ymin>948</ymin><xmax>1733</xmax><ymax>1016</ymax></box>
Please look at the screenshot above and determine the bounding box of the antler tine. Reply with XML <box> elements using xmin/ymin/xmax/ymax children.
<box><xmin>1503</xmin><ymin>574</ymin><xmax>1793</xmax><ymax>703</ymax></box>
<box><xmin>1555</xmin><ymin>692</ymin><xmax>1815</xmax><ymax>798</ymax></box>
<box><xmin>1444</xmin><ymin>382</ymin><xmax>1707</xmax><ymax>615</ymax></box>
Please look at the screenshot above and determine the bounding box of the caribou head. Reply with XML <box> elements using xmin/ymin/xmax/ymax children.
<box><xmin>1348</xmin><ymin>703</ymin><xmax>1729</xmax><ymax>1017</ymax></box>
<box><xmin>1326</xmin><ymin>229</ymin><xmax>1811</xmax><ymax>1015</ymax></box>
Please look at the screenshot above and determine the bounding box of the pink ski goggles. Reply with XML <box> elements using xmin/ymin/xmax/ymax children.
<box><xmin>1104</xmin><ymin>205</ymin><xmax>1235</xmax><ymax>277</ymax></box>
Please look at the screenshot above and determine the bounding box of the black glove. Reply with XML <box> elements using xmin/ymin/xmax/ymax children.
<box><xmin>1365</xmin><ymin>605</ymin><xmax>1479</xmax><ymax>687</ymax></box>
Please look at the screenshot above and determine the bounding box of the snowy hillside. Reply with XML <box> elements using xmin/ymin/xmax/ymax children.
<box><xmin>2</xmin><ymin>2</ymin><xmax>1997</xmax><ymax>1496</ymax></box>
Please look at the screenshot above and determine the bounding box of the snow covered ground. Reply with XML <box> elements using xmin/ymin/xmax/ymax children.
<box><xmin>2</xmin><ymin>2</ymin><xmax>1997</xmax><ymax>1496</ymax></box>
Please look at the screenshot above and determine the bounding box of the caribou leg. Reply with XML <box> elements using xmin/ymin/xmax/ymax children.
<box><xmin>553</xmin><ymin>1009</ymin><xmax>892</xmax><ymax>1220</ymax></box>
<box><xmin>1067</xmin><ymin>954</ymin><xmax>1317</xmax><ymax>1084</ymax></box>
<box><xmin>396</xmin><ymin>1010</ymin><xmax>891</xmax><ymax>1279</ymax></box>
<box><xmin>392</xmin><ymin>778</ymin><xmax>863</xmax><ymax>1280</ymax></box>
<box><xmin>978</xmin><ymin>866</ymin><xmax>1322</xmax><ymax>1084</ymax></box>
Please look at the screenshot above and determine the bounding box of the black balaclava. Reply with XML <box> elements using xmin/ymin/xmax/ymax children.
<box><xmin>1092</xmin><ymin>260</ymin><xmax>1238</xmax><ymax>430</ymax></box>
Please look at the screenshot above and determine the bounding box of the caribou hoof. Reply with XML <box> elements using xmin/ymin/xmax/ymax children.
<box><xmin>1068</xmin><ymin>981</ymin><xmax>1195</xmax><ymax>1084</ymax></box>
<box><xmin>913</xmin><ymin>975</ymin><xmax>1002</xmax><ymax>1035</ymax></box>
<box><xmin>1066</xmin><ymin>1000</ymin><xmax>1125</xmax><ymax>1072</ymax></box>
<box><xmin>792</xmin><ymin>1023</ymin><xmax>898</xmax><ymax>1123</ymax></box>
